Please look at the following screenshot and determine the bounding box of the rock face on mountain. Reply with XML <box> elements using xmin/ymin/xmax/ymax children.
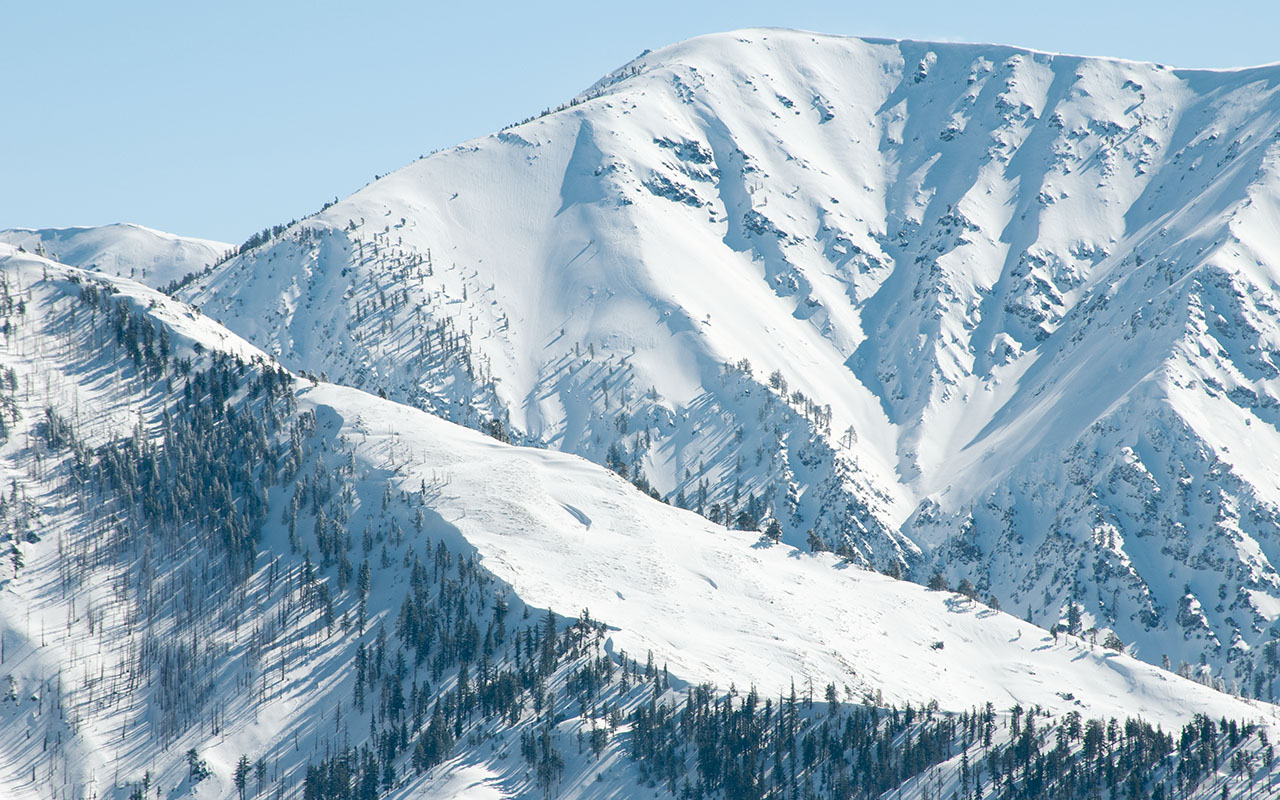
<box><xmin>179</xmin><ymin>29</ymin><xmax>1280</xmax><ymax>690</ymax></box>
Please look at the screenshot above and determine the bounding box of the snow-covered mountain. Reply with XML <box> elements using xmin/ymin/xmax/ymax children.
<box><xmin>180</xmin><ymin>29</ymin><xmax>1280</xmax><ymax>691</ymax></box>
<box><xmin>0</xmin><ymin>223</ymin><xmax>229</xmax><ymax>289</ymax></box>
<box><xmin>2</xmin><ymin>245</ymin><xmax>1275</xmax><ymax>799</ymax></box>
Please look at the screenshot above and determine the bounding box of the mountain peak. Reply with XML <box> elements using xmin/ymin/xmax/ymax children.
<box><xmin>10</xmin><ymin>25</ymin><xmax>1280</xmax><ymax>800</ymax></box>
<box><xmin>183</xmin><ymin>27</ymin><xmax>1280</xmax><ymax>694</ymax></box>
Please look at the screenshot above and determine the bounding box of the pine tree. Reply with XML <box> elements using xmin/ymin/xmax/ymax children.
<box><xmin>1067</xmin><ymin>602</ymin><xmax>1083</xmax><ymax>636</ymax></box>
<box><xmin>255</xmin><ymin>757</ymin><xmax>267</xmax><ymax>795</ymax></box>
<box><xmin>233</xmin><ymin>755</ymin><xmax>251</xmax><ymax>800</ymax></box>
<box><xmin>763</xmin><ymin>518</ymin><xmax>783</xmax><ymax>542</ymax></box>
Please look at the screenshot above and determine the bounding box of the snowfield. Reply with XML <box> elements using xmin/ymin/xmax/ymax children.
<box><xmin>2</xmin><ymin>248</ymin><xmax>1278</xmax><ymax>800</ymax></box>
<box><xmin>0</xmin><ymin>223</ymin><xmax>229</xmax><ymax>289</ymax></box>
<box><xmin>11</xmin><ymin>24</ymin><xmax>1280</xmax><ymax>799</ymax></box>
<box><xmin>179</xmin><ymin>28</ymin><xmax>1280</xmax><ymax>692</ymax></box>
<box><xmin>304</xmin><ymin>378</ymin><xmax>1279</xmax><ymax>730</ymax></box>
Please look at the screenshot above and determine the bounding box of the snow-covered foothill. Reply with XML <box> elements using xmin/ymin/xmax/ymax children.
<box><xmin>0</xmin><ymin>223</ymin><xmax>230</xmax><ymax>289</ymax></box>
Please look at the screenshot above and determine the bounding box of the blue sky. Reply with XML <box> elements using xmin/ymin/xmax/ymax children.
<box><xmin>5</xmin><ymin>0</ymin><xmax>1275</xmax><ymax>244</ymax></box>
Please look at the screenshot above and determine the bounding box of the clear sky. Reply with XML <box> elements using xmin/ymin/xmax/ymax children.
<box><xmin>5</xmin><ymin>0</ymin><xmax>1275</xmax><ymax>244</ymax></box>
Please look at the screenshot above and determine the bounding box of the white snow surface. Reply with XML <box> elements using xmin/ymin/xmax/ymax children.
<box><xmin>305</xmin><ymin>377</ymin><xmax>1277</xmax><ymax>729</ymax></box>
<box><xmin>3</xmin><ymin>249</ymin><xmax>1279</xmax><ymax>800</ymax></box>
<box><xmin>15</xmin><ymin>26</ymin><xmax>1280</xmax><ymax>798</ymax></box>
<box><xmin>0</xmin><ymin>223</ymin><xmax>229</xmax><ymax>288</ymax></box>
<box><xmin>181</xmin><ymin>28</ymin><xmax>1280</xmax><ymax>684</ymax></box>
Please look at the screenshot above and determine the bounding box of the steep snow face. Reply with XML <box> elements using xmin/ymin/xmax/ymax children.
<box><xmin>182</xmin><ymin>30</ymin><xmax>1280</xmax><ymax>684</ymax></box>
<box><xmin>0</xmin><ymin>223</ymin><xmax>229</xmax><ymax>289</ymax></box>
<box><xmin>1</xmin><ymin>254</ymin><xmax>1274</xmax><ymax>800</ymax></box>
<box><xmin>301</xmin><ymin>378</ymin><xmax>1278</xmax><ymax>730</ymax></box>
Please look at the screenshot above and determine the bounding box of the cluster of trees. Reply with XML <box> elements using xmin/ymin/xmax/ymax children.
<box><xmin>302</xmin><ymin>750</ymin><xmax>383</xmax><ymax>800</ymax></box>
<box><xmin>237</xmin><ymin>223</ymin><xmax>296</xmax><ymax>257</ymax></box>
<box><xmin>655</xmin><ymin>358</ymin><xmax>896</xmax><ymax>567</ymax></box>
<box><xmin>287</xmin><ymin>503</ymin><xmax>1266</xmax><ymax>800</ymax></box>
<box><xmin>0</xmin><ymin>366</ymin><xmax>18</xmax><ymax>443</ymax></box>
<box><xmin>19</xmin><ymin>272</ymin><xmax>1276</xmax><ymax>800</ymax></box>
<box><xmin>76</xmin><ymin>279</ymin><xmax>172</xmax><ymax>375</ymax></box>
<box><xmin>0</xmin><ymin>362</ymin><xmax>28</xmax><ymax>576</ymax></box>
<box><xmin>27</xmin><ymin>282</ymin><xmax>311</xmax><ymax>747</ymax></box>
<box><xmin>265</xmin><ymin>374</ymin><xmax>1271</xmax><ymax>800</ymax></box>
<box><xmin>338</xmin><ymin>231</ymin><xmax>510</xmax><ymax>436</ymax></box>
<box><xmin>165</xmin><ymin>209</ymin><xmax>334</xmax><ymax>295</ymax></box>
<box><xmin>76</xmin><ymin>278</ymin><xmax>298</xmax><ymax>582</ymax></box>
<box><xmin>619</xmin><ymin>682</ymin><xmax>1266</xmax><ymax>800</ymax></box>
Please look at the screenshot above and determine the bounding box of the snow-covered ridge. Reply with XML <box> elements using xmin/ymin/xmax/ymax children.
<box><xmin>0</xmin><ymin>222</ymin><xmax>230</xmax><ymax>289</ymax></box>
<box><xmin>304</xmin><ymin>378</ymin><xmax>1277</xmax><ymax>729</ymax></box>
<box><xmin>11</xmin><ymin>247</ymin><xmax>1265</xmax><ymax>724</ymax></box>
<box><xmin>181</xmin><ymin>29</ymin><xmax>1280</xmax><ymax>690</ymax></box>
<box><xmin>2</xmin><ymin>252</ymin><xmax>1278</xmax><ymax>800</ymax></box>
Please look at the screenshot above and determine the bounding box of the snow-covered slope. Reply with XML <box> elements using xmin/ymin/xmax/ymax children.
<box><xmin>4</xmin><ymin>249</ymin><xmax>1276</xmax><ymax>799</ymax></box>
<box><xmin>305</xmin><ymin>378</ymin><xmax>1270</xmax><ymax>727</ymax></box>
<box><xmin>0</xmin><ymin>222</ymin><xmax>229</xmax><ymax>288</ymax></box>
<box><xmin>181</xmin><ymin>29</ymin><xmax>1280</xmax><ymax>690</ymax></box>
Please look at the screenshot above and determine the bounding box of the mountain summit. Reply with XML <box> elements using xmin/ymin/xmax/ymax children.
<box><xmin>182</xmin><ymin>29</ymin><xmax>1280</xmax><ymax>689</ymax></box>
<box><xmin>9</xmin><ymin>27</ymin><xmax>1280</xmax><ymax>799</ymax></box>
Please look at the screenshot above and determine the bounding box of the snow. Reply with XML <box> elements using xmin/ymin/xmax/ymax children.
<box><xmin>0</xmin><ymin>223</ymin><xmax>230</xmax><ymax>289</ymax></box>
<box><xmin>1</xmin><ymin>242</ymin><xmax>1277</xmax><ymax>800</ymax></box>
<box><xmin>177</xmin><ymin>28</ymin><xmax>1280</xmax><ymax>687</ymax></box>
<box><xmin>414</xmin><ymin>764</ymin><xmax>508</xmax><ymax>800</ymax></box>
<box><xmin>301</xmin><ymin>379</ymin><xmax>1277</xmax><ymax>731</ymax></box>
<box><xmin>11</xmin><ymin>24</ymin><xmax>1280</xmax><ymax>798</ymax></box>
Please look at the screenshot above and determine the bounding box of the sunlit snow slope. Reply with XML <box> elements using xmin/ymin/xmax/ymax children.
<box><xmin>0</xmin><ymin>223</ymin><xmax>229</xmax><ymax>289</ymax></box>
<box><xmin>307</xmin><ymin>378</ymin><xmax>1273</xmax><ymax>727</ymax></box>
<box><xmin>2</xmin><ymin>248</ymin><xmax>1276</xmax><ymax>800</ymax></box>
<box><xmin>183</xmin><ymin>29</ymin><xmax>1280</xmax><ymax>690</ymax></box>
